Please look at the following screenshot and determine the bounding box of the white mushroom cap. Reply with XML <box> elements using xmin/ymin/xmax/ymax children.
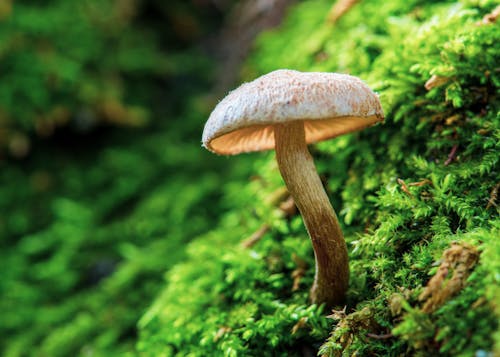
<box><xmin>202</xmin><ymin>69</ymin><xmax>384</xmax><ymax>155</ymax></box>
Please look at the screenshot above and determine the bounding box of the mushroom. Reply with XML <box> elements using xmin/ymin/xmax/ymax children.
<box><xmin>202</xmin><ymin>69</ymin><xmax>384</xmax><ymax>307</ymax></box>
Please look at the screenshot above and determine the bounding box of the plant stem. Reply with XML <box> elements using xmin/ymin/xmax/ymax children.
<box><xmin>274</xmin><ymin>121</ymin><xmax>349</xmax><ymax>307</ymax></box>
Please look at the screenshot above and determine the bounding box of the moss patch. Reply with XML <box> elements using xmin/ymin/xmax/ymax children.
<box><xmin>138</xmin><ymin>0</ymin><xmax>499</xmax><ymax>356</ymax></box>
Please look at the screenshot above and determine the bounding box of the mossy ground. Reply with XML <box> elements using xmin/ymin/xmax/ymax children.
<box><xmin>138</xmin><ymin>0</ymin><xmax>499</xmax><ymax>356</ymax></box>
<box><xmin>1</xmin><ymin>0</ymin><xmax>498</xmax><ymax>356</ymax></box>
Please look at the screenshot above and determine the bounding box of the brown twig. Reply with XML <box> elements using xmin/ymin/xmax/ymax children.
<box><xmin>279</xmin><ymin>195</ymin><xmax>297</xmax><ymax>216</ymax></box>
<box><xmin>241</xmin><ymin>224</ymin><xmax>270</xmax><ymax>248</ymax></box>
<box><xmin>424</xmin><ymin>75</ymin><xmax>451</xmax><ymax>90</ymax></box>
<box><xmin>397</xmin><ymin>178</ymin><xmax>413</xmax><ymax>197</ymax></box>
<box><xmin>476</xmin><ymin>5</ymin><xmax>500</xmax><ymax>26</ymax></box>
<box><xmin>326</xmin><ymin>305</ymin><xmax>347</xmax><ymax>320</ymax></box>
<box><xmin>444</xmin><ymin>144</ymin><xmax>458</xmax><ymax>166</ymax></box>
<box><xmin>486</xmin><ymin>182</ymin><xmax>499</xmax><ymax>210</ymax></box>
<box><xmin>445</xmin><ymin>114</ymin><xmax>462</xmax><ymax>126</ymax></box>
<box><xmin>408</xmin><ymin>179</ymin><xmax>433</xmax><ymax>187</ymax></box>
<box><xmin>291</xmin><ymin>317</ymin><xmax>308</xmax><ymax>335</ymax></box>
<box><xmin>327</xmin><ymin>0</ymin><xmax>360</xmax><ymax>24</ymax></box>
<box><xmin>366</xmin><ymin>332</ymin><xmax>393</xmax><ymax>340</ymax></box>
<box><xmin>213</xmin><ymin>326</ymin><xmax>232</xmax><ymax>342</ymax></box>
<box><xmin>291</xmin><ymin>253</ymin><xmax>308</xmax><ymax>292</ymax></box>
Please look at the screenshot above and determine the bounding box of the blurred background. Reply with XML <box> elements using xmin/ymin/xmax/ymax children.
<box><xmin>0</xmin><ymin>0</ymin><xmax>293</xmax><ymax>355</ymax></box>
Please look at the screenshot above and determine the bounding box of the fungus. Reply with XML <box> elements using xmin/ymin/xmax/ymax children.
<box><xmin>202</xmin><ymin>69</ymin><xmax>384</xmax><ymax>307</ymax></box>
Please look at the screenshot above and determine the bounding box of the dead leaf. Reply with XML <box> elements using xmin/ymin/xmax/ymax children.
<box><xmin>419</xmin><ymin>242</ymin><xmax>479</xmax><ymax>313</ymax></box>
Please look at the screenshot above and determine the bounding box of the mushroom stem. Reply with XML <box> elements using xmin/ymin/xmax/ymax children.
<box><xmin>274</xmin><ymin>121</ymin><xmax>349</xmax><ymax>307</ymax></box>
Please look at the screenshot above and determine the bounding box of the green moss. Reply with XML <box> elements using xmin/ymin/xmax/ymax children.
<box><xmin>138</xmin><ymin>0</ymin><xmax>499</xmax><ymax>355</ymax></box>
<box><xmin>0</xmin><ymin>1</ymin><xmax>241</xmax><ymax>356</ymax></box>
<box><xmin>1</xmin><ymin>0</ymin><xmax>498</xmax><ymax>355</ymax></box>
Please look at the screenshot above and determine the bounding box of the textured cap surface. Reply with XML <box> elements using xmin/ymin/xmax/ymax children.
<box><xmin>202</xmin><ymin>69</ymin><xmax>384</xmax><ymax>155</ymax></box>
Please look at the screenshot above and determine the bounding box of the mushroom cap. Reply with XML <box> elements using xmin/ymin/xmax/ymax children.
<box><xmin>202</xmin><ymin>69</ymin><xmax>384</xmax><ymax>155</ymax></box>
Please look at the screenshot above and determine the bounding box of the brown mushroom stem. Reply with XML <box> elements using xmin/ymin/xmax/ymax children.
<box><xmin>274</xmin><ymin>121</ymin><xmax>349</xmax><ymax>307</ymax></box>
